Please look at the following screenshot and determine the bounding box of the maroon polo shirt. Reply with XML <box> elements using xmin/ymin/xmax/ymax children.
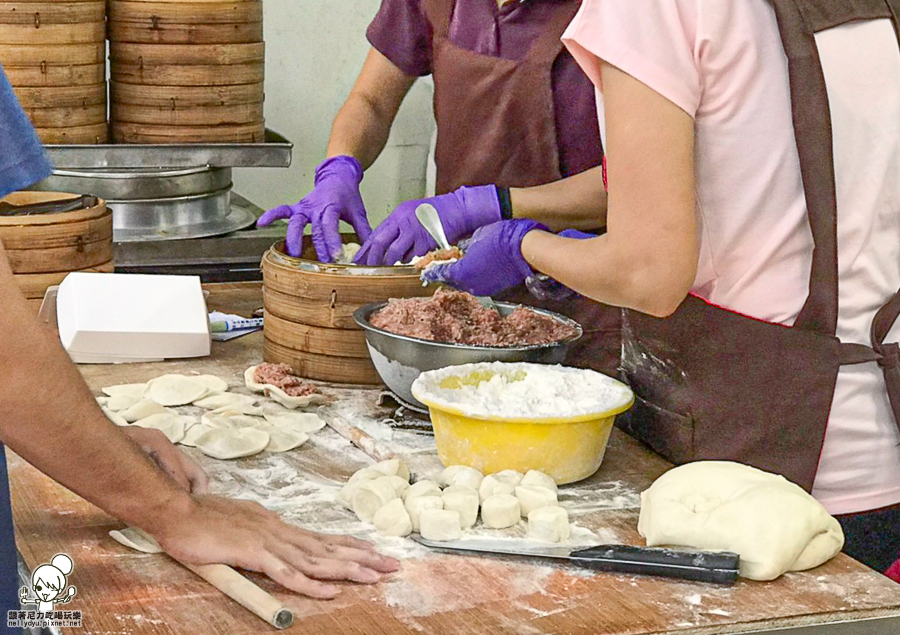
<box><xmin>366</xmin><ymin>0</ymin><xmax>603</xmax><ymax>178</ymax></box>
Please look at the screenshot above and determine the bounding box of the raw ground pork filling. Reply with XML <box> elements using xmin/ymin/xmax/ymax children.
<box><xmin>254</xmin><ymin>363</ymin><xmax>320</xmax><ymax>396</ymax></box>
<box><xmin>369</xmin><ymin>288</ymin><xmax>578</xmax><ymax>346</ymax></box>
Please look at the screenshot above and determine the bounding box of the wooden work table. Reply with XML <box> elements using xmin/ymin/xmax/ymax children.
<box><xmin>8</xmin><ymin>282</ymin><xmax>900</xmax><ymax>635</ymax></box>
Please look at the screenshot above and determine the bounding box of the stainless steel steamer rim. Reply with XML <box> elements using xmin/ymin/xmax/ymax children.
<box><xmin>36</xmin><ymin>166</ymin><xmax>232</xmax><ymax>199</ymax></box>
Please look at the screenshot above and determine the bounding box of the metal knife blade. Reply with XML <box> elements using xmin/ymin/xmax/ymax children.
<box><xmin>411</xmin><ymin>535</ymin><xmax>740</xmax><ymax>585</ymax></box>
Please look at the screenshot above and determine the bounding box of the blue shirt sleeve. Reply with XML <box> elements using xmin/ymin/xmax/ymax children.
<box><xmin>0</xmin><ymin>63</ymin><xmax>52</xmax><ymax>198</ymax></box>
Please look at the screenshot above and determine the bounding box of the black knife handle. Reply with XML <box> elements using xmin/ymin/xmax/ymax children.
<box><xmin>569</xmin><ymin>545</ymin><xmax>740</xmax><ymax>585</ymax></box>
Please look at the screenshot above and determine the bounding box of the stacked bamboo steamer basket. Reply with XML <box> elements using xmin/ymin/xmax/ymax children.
<box><xmin>0</xmin><ymin>0</ymin><xmax>108</xmax><ymax>144</ymax></box>
<box><xmin>108</xmin><ymin>0</ymin><xmax>265</xmax><ymax>143</ymax></box>
<box><xmin>0</xmin><ymin>191</ymin><xmax>114</xmax><ymax>308</ymax></box>
<box><xmin>261</xmin><ymin>241</ymin><xmax>435</xmax><ymax>385</ymax></box>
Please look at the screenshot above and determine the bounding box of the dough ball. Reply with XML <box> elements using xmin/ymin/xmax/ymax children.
<box><xmin>520</xmin><ymin>469</ymin><xmax>558</xmax><ymax>494</ymax></box>
<box><xmin>638</xmin><ymin>461</ymin><xmax>845</xmax><ymax>581</ymax></box>
<box><xmin>527</xmin><ymin>506</ymin><xmax>570</xmax><ymax>542</ymax></box>
<box><xmin>481</xmin><ymin>494</ymin><xmax>521</xmax><ymax>529</ymax></box>
<box><xmin>439</xmin><ymin>465</ymin><xmax>484</xmax><ymax>490</ymax></box>
<box><xmin>352</xmin><ymin>479</ymin><xmax>398</xmax><ymax>523</ymax></box>
<box><xmin>515</xmin><ymin>485</ymin><xmax>559</xmax><ymax>517</ymax></box>
<box><xmin>442</xmin><ymin>485</ymin><xmax>479</xmax><ymax>528</ymax></box>
<box><xmin>120</xmin><ymin>399</ymin><xmax>169</xmax><ymax>423</ymax></box>
<box><xmin>404</xmin><ymin>495</ymin><xmax>444</xmax><ymax>532</ymax></box>
<box><xmin>144</xmin><ymin>374</ymin><xmax>209</xmax><ymax>406</ymax></box>
<box><xmin>479</xmin><ymin>471</ymin><xmax>522</xmax><ymax>502</ymax></box>
<box><xmin>402</xmin><ymin>479</ymin><xmax>442</xmax><ymax>501</ymax></box>
<box><xmin>339</xmin><ymin>468</ymin><xmax>385</xmax><ymax>508</ymax></box>
<box><xmin>370</xmin><ymin>458</ymin><xmax>411</xmax><ymax>481</ymax></box>
<box><xmin>420</xmin><ymin>509</ymin><xmax>462</xmax><ymax>541</ymax></box>
<box><xmin>373</xmin><ymin>498</ymin><xmax>413</xmax><ymax>537</ymax></box>
<box><xmin>376</xmin><ymin>475</ymin><xmax>410</xmax><ymax>498</ymax></box>
<box><xmin>194</xmin><ymin>427</ymin><xmax>269</xmax><ymax>460</ymax></box>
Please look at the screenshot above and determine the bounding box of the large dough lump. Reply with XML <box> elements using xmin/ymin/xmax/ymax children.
<box><xmin>638</xmin><ymin>461</ymin><xmax>844</xmax><ymax>581</ymax></box>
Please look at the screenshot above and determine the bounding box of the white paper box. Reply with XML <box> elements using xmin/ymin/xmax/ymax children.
<box><xmin>57</xmin><ymin>272</ymin><xmax>211</xmax><ymax>363</ymax></box>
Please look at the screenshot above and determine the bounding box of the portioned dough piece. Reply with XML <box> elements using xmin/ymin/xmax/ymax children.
<box><xmin>120</xmin><ymin>399</ymin><xmax>169</xmax><ymax>423</ymax></box>
<box><xmin>339</xmin><ymin>468</ymin><xmax>386</xmax><ymax>508</ymax></box>
<box><xmin>439</xmin><ymin>465</ymin><xmax>484</xmax><ymax>490</ymax></box>
<box><xmin>527</xmin><ymin>506</ymin><xmax>570</xmax><ymax>542</ymax></box>
<box><xmin>133</xmin><ymin>413</ymin><xmax>188</xmax><ymax>444</ymax></box>
<box><xmin>420</xmin><ymin>509</ymin><xmax>462</xmax><ymax>541</ymax></box>
<box><xmin>262</xmin><ymin>408</ymin><xmax>326</xmax><ymax>433</ymax></box>
<box><xmin>479</xmin><ymin>471</ymin><xmax>523</xmax><ymax>502</ymax></box>
<box><xmin>638</xmin><ymin>461</ymin><xmax>845</xmax><ymax>581</ymax></box>
<box><xmin>405</xmin><ymin>495</ymin><xmax>443</xmax><ymax>532</ymax></box>
<box><xmin>194</xmin><ymin>392</ymin><xmax>258</xmax><ymax>410</ymax></box>
<box><xmin>144</xmin><ymin>374</ymin><xmax>208</xmax><ymax>406</ymax></box>
<box><xmin>481</xmin><ymin>494</ymin><xmax>521</xmax><ymax>529</ymax></box>
<box><xmin>353</xmin><ymin>479</ymin><xmax>398</xmax><ymax>523</ymax></box>
<box><xmin>521</xmin><ymin>470</ymin><xmax>558</xmax><ymax>494</ymax></box>
<box><xmin>402</xmin><ymin>479</ymin><xmax>442</xmax><ymax>501</ymax></box>
<box><xmin>101</xmin><ymin>383</ymin><xmax>146</xmax><ymax>399</ymax></box>
<box><xmin>349</xmin><ymin>467</ymin><xmax>386</xmax><ymax>484</ymax></box>
<box><xmin>257</xmin><ymin>426</ymin><xmax>309</xmax><ymax>453</ymax></box>
<box><xmin>515</xmin><ymin>485</ymin><xmax>559</xmax><ymax>517</ymax></box>
<box><xmin>370</xmin><ymin>458</ymin><xmax>411</xmax><ymax>482</ymax></box>
<box><xmin>101</xmin><ymin>407</ymin><xmax>129</xmax><ymax>427</ymax></box>
<box><xmin>442</xmin><ymin>485</ymin><xmax>479</xmax><ymax>528</ymax></box>
<box><xmin>376</xmin><ymin>475</ymin><xmax>410</xmax><ymax>498</ymax></box>
<box><xmin>105</xmin><ymin>393</ymin><xmax>141</xmax><ymax>412</ymax></box>
<box><xmin>190</xmin><ymin>374</ymin><xmax>229</xmax><ymax>393</ymax></box>
<box><xmin>180</xmin><ymin>423</ymin><xmax>216</xmax><ymax>447</ymax></box>
<box><xmin>194</xmin><ymin>427</ymin><xmax>269</xmax><ymax>460</ymax></box>
<box><xmin>372</xmin><ymin>498</ymin><xmax>413</xmax><ymax>537</ymax></box>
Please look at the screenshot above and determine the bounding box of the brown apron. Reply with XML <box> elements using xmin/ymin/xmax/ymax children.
<box><xmin>423</xmin><ymin>0</ymin><xmax>621</xmax><ymax>376</ymax></box>
<box><xmin>618</xmin><ymin>0</ymin><xmax>900</xmax><ymax>492</ymax></box>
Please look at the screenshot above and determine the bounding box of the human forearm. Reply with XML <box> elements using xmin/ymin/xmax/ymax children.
<box><xmin>0</xmin><ymin>251</ymin><xmax>192</xmax><ymax>532</ymax></box>
<box><xmin>509</xmin><ymin>166</ymin><xmax>608</xmax><ymax>231</ymax></box>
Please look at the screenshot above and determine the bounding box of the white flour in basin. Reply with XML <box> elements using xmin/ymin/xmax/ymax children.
<box><xmin>411</xmin><ymin>362</ymin><xmax>633</xmax><ymax>419</ymax></box>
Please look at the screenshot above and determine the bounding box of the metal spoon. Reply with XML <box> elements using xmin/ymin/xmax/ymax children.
<box><xmin>414</xmin><ymin>203</ymin><xmax>497</xmax><ymax>311</ymax></box>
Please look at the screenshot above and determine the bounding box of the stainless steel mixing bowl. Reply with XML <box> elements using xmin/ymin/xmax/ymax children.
<box><xmin>353</xmin><ymin>301</ymin><xmax>583</xmax><ymax>410</ymax></box>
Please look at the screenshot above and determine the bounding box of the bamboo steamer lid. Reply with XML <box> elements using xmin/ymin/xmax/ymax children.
<box><xmin>109</xmin><ymin>41</ymin><xmax>264</xmax><ymax>66</ymax></box>
<box><xmin>35</xmin><ymin>123</ymin><xmax>108</xmax><ymax>144</ymax></box>
<box><xmin>110</xmin><ymin>81</ymin><xmax>263</xmax><ymax>107</ymax></box>
<box><xmin>110</xmin><ymin>61</ymin><xmax>263</xmax><ymax>85</ymax></box>
<box><xmin>108</xmin><ymin>0</ymin><xmax>261</xmax><ymax>24</ymax></box>
<box><xmin>0</xmin><ymin>21</ymin><xmax>104</xmax><ymax>44</ymax></box>
<box><xmin>0</xmin><ymin>43</ymin><xmax>105</xmax><ymax>65</ymax></box>
<box><xmin>264</xmin><ymin>338</ymin><xmax>382</xmax><ymax>385</ymax></box>
<box><xmin>13</xmin><ymin>83</ymin><xmax>105</xmax><ymax>108</ymax></box>
<box><xmin>24</xmin><ymin>103</ymin><xmax>106</xmax><ymax>127</ymax></box>
<box><xmin>111</xmin><ymin>100</ymin><xmax>263</xmax><ymax>126</ymax></box>
<box><xmin>0</xmin><ymin>2</ymin><xmax>105</xmax><ymax>25</ymax></box>
<box><xmin>15</xmin><ymin>260</ymin><xmax>113</xmax><ymax>298</ymax></box>
<box><xmin>4</xmin><ymin>62</ymin><xmax>105</xmax><ymax>87</ymax></box>
<box><xmin>111</xmin><ymin>120</ymin><xmax>264</xmax><ymax>143</ymax></box>
<box><xmin>107</xmin><ymin>19</ymin><xmax>262</xmax><ymax>44</ymax></box>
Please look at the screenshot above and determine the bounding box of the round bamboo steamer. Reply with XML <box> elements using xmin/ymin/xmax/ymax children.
<box><xmin>13</xmin><ymin>83</ymin><xmax>105</xmax><ymax>108</ymax></box>
<box><xmin>0</xmin><ymin>42</ymin><xmax>105</xmax><ymax>65</ymax></box>
<box><xmin>111</xmin><ymin>101</ymin><xmax>262</xmax><ymax>126</ymax></box>
<box><xmin>0</xmin><ymin>214</ymin><xmax>111</xmax><ymax>250</ymax></box>
<box><xmin>111</xmin><ymin>120</ymin><xmax>264</xmax><ymax>143</ymax></box>
<box><xmin>109</xmin><ymin>41</ymin><xmax>264</xmax><ymax>66</ymax></box>
<box><xmin>0</xmin><ymin>2</ymin><xmax>105</xmax><ymax>25</ymax></box>
<box><xmin>109</xmin><ymin>0</ymin><xmax>261</xmax><ymax>24</ymax></box>
<box><xmin>0</xmin><ymin>21</ymin><xmax>104</xmax><ymax>44</ymax></box>
<box><xmin>264</xmin><ymin>338</ymin><xmax>382</xmax><ymax>385</ymax></box>
<box><xmin>263</xmin><ymin>286</ymin><xmax>359</xmax><ymax>329</ymax></box>
<box><xmin>24</xmin><ymin>103</ymin><xmax>106</xmax><ymax>127</ymax></box>
<box><xmin>5</xmin><ymin>239</ymin><xmax>112</xmax><ymax>274</ymax></box>
<box><xmin>107</xmin><ymin>19</ymin><xmax>262</xmax><ymax>44</ymax></box>
<box><xmin>111</xmin><ymin>81</ymin><xmax>263</xmax><ymax>107</ymax></box>
<box><xmin>263</xmin><ymin>310</ymin><xmax>370</xmax><ymax>359</ymax></box>
<box><xmin>14</xmin><ymin>260</ymin><xmax>114</xmax><ymax>298</ymax></box>
<box><xmin>4</xmin><ymin>62</ymin><xmax>105</xmax><ymax>87</ymax></box>
<box><xmin>35</xmin><ymin>123</ymin><xmax>108</xmax><ymax>144</ymax></box>
<box><xmin>110</xmin><ymin>61</ymin><xmax>263</xmax><ymax>86</ymax></box>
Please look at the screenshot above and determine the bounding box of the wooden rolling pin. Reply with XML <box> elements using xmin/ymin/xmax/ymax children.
<box><xmin>318</xmin><ymin>408</ymin><xmax>396</xmax><ymax>462</ymax></box>
<box><xmin>110</xmin><ymin>527</ymin><xmax>293</xmax><ymax>629</ymax></box>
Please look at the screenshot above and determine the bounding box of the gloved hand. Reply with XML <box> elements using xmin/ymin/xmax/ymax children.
<box><xmin>256</xmin><ymin>155</ymin><xmax>372</xmax><ymax>261</ymax></box>
<box><xmin>524</xmin><ymin>228</ymin><xmax>597</xmax><ymax>300</ymax></box>
<box><xmin>354</xmin><ymin>184</ymin><xmax>502</xmax><ymax>266</ymax></box>
<box><xmin>558</xmin><ymin>228</ymin><xmax>598</xmax><ymax>240</ymax></box>
<box><xmin>422</xmin><ymin>219</ymin><xmax>548</xmax><ymax>296</ymax></box>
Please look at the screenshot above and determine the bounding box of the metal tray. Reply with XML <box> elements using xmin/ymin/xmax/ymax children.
<box><xmin>44</xmin><ymin>128</ymin><xmax>292</xmax><ymax>169</ymax></box>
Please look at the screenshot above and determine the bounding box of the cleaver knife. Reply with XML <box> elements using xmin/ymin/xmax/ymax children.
<box><xmin>411</xmin><ymin>535</ymin><xmax>740</xmax><ymax>585</ymax></box>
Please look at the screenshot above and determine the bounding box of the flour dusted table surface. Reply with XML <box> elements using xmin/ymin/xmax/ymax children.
<box><xmin>8</xmin><ymin>282</ymin><xmax>900</xmax><ymax>634</ymax></box>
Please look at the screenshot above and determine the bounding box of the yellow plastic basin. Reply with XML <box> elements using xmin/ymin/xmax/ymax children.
<box><xmin>412</xmin><ymin>363</ymin><xmax>634</xmax><ymax>484</ymax></box>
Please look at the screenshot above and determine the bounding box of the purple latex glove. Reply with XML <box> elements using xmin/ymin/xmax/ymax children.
<box><xmin>422</xmin><ymin>219</ymin><xmax>548</xmax><ymax>296</ymax></box>
<box><xmin>558</xmin><ymin>228</ymin><xmax>598</xmax><ymax>240</ymax></box>
<box><xmin>354</xmin><ymin>184</ymin><xmax>501</xmax><ymax>266</ymax></box>
<box><xmin>256</xmin><ymin>155</ymin><xmax>372</xmax><ymax>261</ymax></box>
<box><xmin>525</xmin><ymin>228</ymin><xmax>597</xmax><ymax>300</ymax></box>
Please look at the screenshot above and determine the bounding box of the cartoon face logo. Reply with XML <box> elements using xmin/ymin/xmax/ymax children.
<box><xmin>20</xmin><ymin>553</ymin><xmax>77</xmax><ymax>612</ymax></box>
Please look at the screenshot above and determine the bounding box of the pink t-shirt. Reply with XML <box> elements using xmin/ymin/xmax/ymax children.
<box><xmin>563</xmin><ymin>0</ymin><xmax>900</xmax><ymax>514</ymax></box>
